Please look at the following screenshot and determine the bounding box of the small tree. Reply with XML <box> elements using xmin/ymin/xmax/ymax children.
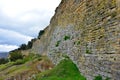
<box><xmin>27</xmin><ymin>41</ymin><xmax>32</xmax><ymax>49</ymax></box>
<box><xmin>20</xmin><ymin>44</ymin><xmax>27</xmax><ymax>50</ymax></box>
<box><xmin>31</xmin><ymin>38</ymin><xmax>37</xmax><ymax>42</ymax></box>
<box><xmin>38</xmin><ymin>30</ymin><xmax>44</xmax><ymax>39</ymax></box>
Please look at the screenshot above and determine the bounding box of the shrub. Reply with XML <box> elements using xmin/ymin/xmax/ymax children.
<box><xmin>111</xmin><ymin>11</ymin><xmax>117</xmax><ymax>18</ymax></box>
<box><xmin>19</xmin><ymin>44</ymin><xmax>27</xmax><ymax>50</ymax></box>
<box><xmin>23</xmin><ymin>53</ymin><xmax>41</xmax><ymax>62</ymax></box>
<box><xmin>35</xmin><ymin>58</ymin><xmax>86</xmax><ymax>80</ymax></box>
<box><xmin>64</xmin><ymin>35</ymin><xmax>70</xmax><ymax>40</ymax></box>
<box><xmin>77</xmin><ymin>41</ymin><xmax>80</xmax><ymax>45</ymax></box>
<box><xmin>27</xmin><ymin>41</ymin><xmax>33</xmax><ymax>49</ymax></box>
<box><xmin>62</xmin><ymin>54</ymin><xmax>69</xmax><ymax>59</ymax></box>
<box><xmin>94</xmin><ymin>75</ymin><xmax>102</xmax><ymax>80</ymax></box>
<box><xmin>85</xmin><ymin>43</ymin><xmax>92</xmax><ymax>54</ymax></box>
<box><xmin>13</xmin><ymin>59</ymin><xmax>25</xmax><ymax>65</ymax></box>
<box><xmin>105</xmin><ymin>77</ymin><xmax>110</xmax><ymax>80</ymax></box>
<box><xmin>38</xmin><ymin>30</ymin><xmax>44</xmax><ymax>39</ymax></box>
<box><xmin>94</xmin><ymin>76</ymin><xmax>110</xmax><ymax>80</ymax></box>
<box><xmin>9</xmin><ymin>51</ymin><xmax>23</xmax><ymax>61</ymax></box>
<box><xmin>86</xmin><ymin>49</ymin><xmax>91</xmax><ymax>54</ymax></box>
<box><xmin>0</xmin><ymin>58</ymin><xmax>9</xmax><ymax>65</ymax></box>
<box><xmin>74</xmin><ymin>41</ymin><xmax>81</xmax><ymax>45</ymax></box>
<box><xmin>55</xmin><ymin>40</ymin><xmax>61</xmax><ymax>47</ymax></box>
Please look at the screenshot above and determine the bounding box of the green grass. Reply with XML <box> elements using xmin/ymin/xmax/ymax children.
<box><xmin>0</xmin><ymin>61</ymin><xmax>30</xmax><ymax>80</ymax></box>
<box><xmin>0</xmin><ymin>62</ymin><xmax>14</xmax><ymax>71</ymax></box>
<box><xmin>0</xmin><ymin>53</ymin><xmax>42</xmax><ymax>80</ymax></box>
<box><xmin>35</xmin><ymin>58</ymin><xmax>86</xmax><ymax>80</ymax></box>
<box><xmin>5</xmin><ymin>64</ymin><xmax>29</xmax><ymax>75</ymax></box>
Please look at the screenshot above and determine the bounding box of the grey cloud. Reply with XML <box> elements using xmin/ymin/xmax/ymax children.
<box><xmin>0</xmin><ymin>0</ymin><xmax>61</xmax><ymax>52</ymax></box>
<box><xmin>0</xmin><ymin>10</ymin><xmax>53</xmax><ymax>37</ymax></box>
<box><xmin>0</xmin><ymin>28</ymin><xmax>33</xmax><ymax>46</ymax></box>
<box><xmin>0</xmin><ymin>44</ymin><xmax>18</xmax><ymax>52</ymax></box>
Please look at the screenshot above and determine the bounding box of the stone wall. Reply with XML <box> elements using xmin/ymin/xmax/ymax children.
<box><xmin>31</xmin><ymin>0</ymin><xmax>120</xmax><ymax>80</ymax></box>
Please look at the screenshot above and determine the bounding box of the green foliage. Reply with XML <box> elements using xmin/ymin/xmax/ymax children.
<box><xmin>74</xmin><ymin>40</ymin><xmax>81</xmax><ymax>45</ymax></box>
<box><xmin>94</xmin><ymin>75</ymin><xmax>102</xmax><ymax>80</ymax></box>
<box><xmin>13</xmin><ymin>59</ymin><xmax>25</xmax><ymax>65</ymax></box>
<box><xmin>85</xmin><ymin>43</ymin><xmax>92</xmax><ymax>54</ymax></box>
<box><xmin>0</xmin><ymin>58</ymin><xmax>9</xmax><ymax>65</ymax></box>
<box><xmin>27</xmin><ymin>41</ymin><xmax>33</xmax><ymax>49</ymax></box>
<box><xmin>9</xmin><ymin>51</ymin><xmax>23</xmax><ymax>61</ymax></box>
<box><xmin>62</xmin><ymin>54</ymin><xmax>69</xmax><ymax>59</ymax></box>
<box><xmin>64</xmin><ymin>35</ymin><xmax>70</xmax><ymax>40</ymax></box>
<box><xmin>38</xmin><ymin>30</ymin><xmax>44</xmax><ymax>39</ymax></box>
<box><xmin>111</xmin><ymin>11</ymin><xmax>117</xmax><ymax>18</ymax></box>
<box><xmin>13</xmin><ymin>53</ymin><xmax>41</xmax><ymax>65</ymax></box>
<box><xmin>20</xmin><ymin>44</ymin><xmax>27</xmax><ymax>50</ymax></box>
<box><xmin>26</xmin><ymin>38</ymin><xmax>37</xmax><ymax>49</ymax></box>
<box><xmin>35</xmin><ymin>58</ymin><xmax>86</xmax><ymax>80</ymax></box>
<box><xmin>55</xmin><ymin>40</ymin><xmax>61</xmax><ymax>47</ymax></box>
<box><xmin>17</xmin><ymin>38</ymin><xmax>37</xmax><ymax>50</ymax></box>
<box><xmin>0</xmin><ymin>53</ymin><xmax>42</xmax><ymax>79</ymax></box>
<box><xmin>94</xmin><ymin>75</ymin><xmax>111</xmax><ymax>80</ymax></box>
<box><xmin>0</xmin><ymin>62</ymin><xmax>14</xmax><ymax>72</ymax></box>
<box><xmin>31</xmin><ymin>38</ymin><xmax>37</xmax><ymax>42</ymax></box>
<box><xmin>77</xmin><ymin>41</ymin><xmax>80</xmax><ymax>45</ymax></box>
<box><xmin>86</xmin><ymin>49</ymin><xmax>92</xmax><ymax>54</ymax></box>
<box><xmin>105</xmin><ymin>77</ymin><xmax>110</xmax><ymax>80</ymax></box>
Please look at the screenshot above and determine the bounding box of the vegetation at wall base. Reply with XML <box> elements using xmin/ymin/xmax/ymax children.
<box><xmin>35</xmin><ymin>58</ymin><xmax>86</xmax><ymax>80</ymax></box>
<box><xmin>0</xmin><ymin>52</ymin><xmax>110</xmax><ymax>80</ymax></box>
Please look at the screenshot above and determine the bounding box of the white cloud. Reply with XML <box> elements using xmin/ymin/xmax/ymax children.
<box><xmin>0</xmin><ymin>44</ymin><xmax>18</xmax><ymax>52</ymax></box>
<box><xmin>0</xmin><ymin>0</ymin><xmax>61</xmax><ymax>18</ymax></box>
<box><xmin>19</xmin><ymin>13</ymin><xmax>39</xmax><ymax>22</ymax></box>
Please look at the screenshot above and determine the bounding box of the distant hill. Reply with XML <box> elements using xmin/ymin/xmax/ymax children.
<box><xmin>0</xmin><ymin>52</ymin><xmax>9</xmax><ymax>58</ymax></box>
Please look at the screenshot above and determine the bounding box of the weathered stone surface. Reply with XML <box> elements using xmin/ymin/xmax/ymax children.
<box><xmin>30</xmin><ymin>0</ymin><xmax>120</xmax><ymax>80</ymax></box>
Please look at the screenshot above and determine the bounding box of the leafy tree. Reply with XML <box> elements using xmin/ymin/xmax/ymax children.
<box><xmin>0</xmin><ymin>58</ymin><xmax>9</xmax><ymax>64</ymax></box>
<box><xmin>38</xmin><ymin>30</ymin><xmax>44</xmax><ymax>39</ymax></box>
<box><xmin>31</xmin><ymin>38</ymin><xmax>37</xmax><ymax>42</ymax></box>
<box><xmin>20</xmin><ymin>44</ymin><xmax>27</xmax><ymax>50</ymax></box>
<box><xmin>27</xmin><ymin>41</ymin><xmax>32</xmax><ymax>49</ymax></box>
<box><xmin>9</xmin><ymin>51</ymin><xmax>23</xmax><ymax>61</ymax></box>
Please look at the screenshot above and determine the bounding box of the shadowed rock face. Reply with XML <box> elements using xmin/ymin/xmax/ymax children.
<box><xmin>29</xmin><ymin>0</ymin><xmax>120</xmax><ymax>80</ymax></box>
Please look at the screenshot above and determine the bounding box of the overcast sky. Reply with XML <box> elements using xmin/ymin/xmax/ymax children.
<box><xmin>0</xmin><ymin>0</ymin><xmax>61</xmax><ymax>52</ymax></box>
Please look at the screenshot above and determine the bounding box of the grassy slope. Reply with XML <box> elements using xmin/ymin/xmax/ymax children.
<box><xmin>0</xmin><ymin>60</ymin><xmax>33</xmax><ymax>79</ymax></box>
<box><xmin>0</xmin><ymin>55</ymin><xmax>106</xmax><ymax>80</ymax></box>
<box><xmin>0</xmin><ymin>55</ymin><xmax>54</xmax><ymax>80</ymax></box>
<box><xmin>35</xmin><ymin>58</ymin><xmax>86</xmax><ymax>80</ymax></box>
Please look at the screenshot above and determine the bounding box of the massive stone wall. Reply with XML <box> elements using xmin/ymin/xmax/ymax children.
<box><xmin>31</xmin><ymin>0</ymin><xmax>120</xmax><ymax>80</ymax></box>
